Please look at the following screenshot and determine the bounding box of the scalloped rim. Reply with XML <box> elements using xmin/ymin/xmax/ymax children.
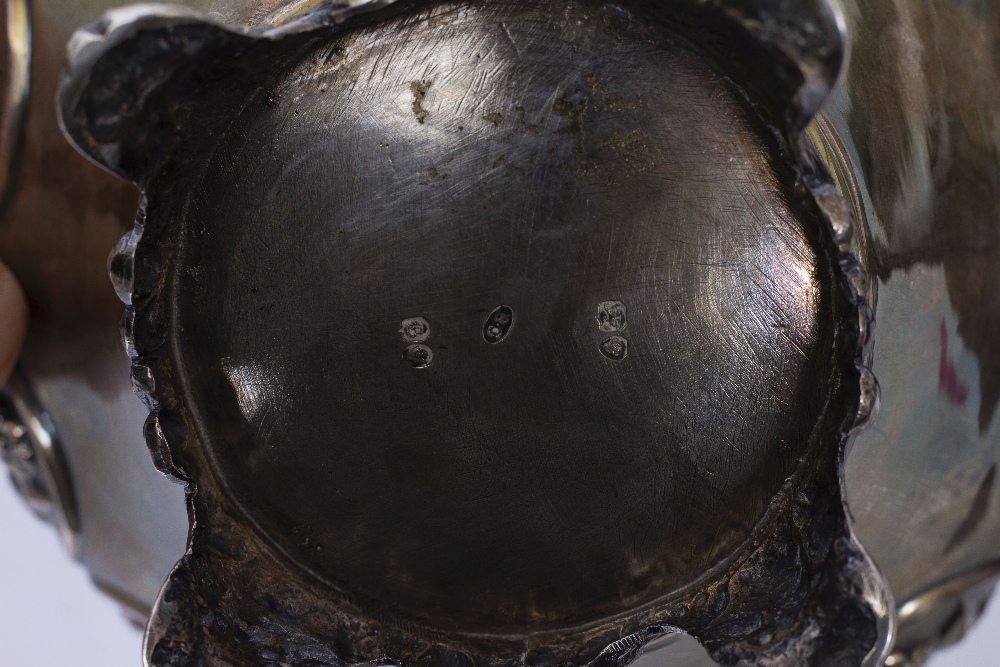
<box><xmin>57</xmin><ymin>1</ymin><xmax>894</xmax><ymax>665</ymax></box>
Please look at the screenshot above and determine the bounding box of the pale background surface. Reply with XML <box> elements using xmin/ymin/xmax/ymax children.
<box><xmin>0</xmin><ymin>475</ymin><xmax>996</xmax><ymax>666</ymax></box>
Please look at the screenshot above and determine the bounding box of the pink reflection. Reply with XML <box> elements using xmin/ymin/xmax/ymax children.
<box><xmin>940</xmin><ymin>320</ymin><xmax>969</xmax><ymax>405</ymax></box>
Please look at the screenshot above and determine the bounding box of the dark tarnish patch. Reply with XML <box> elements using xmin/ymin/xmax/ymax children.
<box><xmin>410</xmin><ymin>80</ymin><xmax>431</xmax><ymax>123</ymax></box>
<box><xmin>552</xmin><ymin>88</ymin><xmax>588</xmax><ymax>151</ymax></box>
<box><xmin>945</xmin><ymin>463</ymin><xmax>997</xmax><ymax>555</ymax></box>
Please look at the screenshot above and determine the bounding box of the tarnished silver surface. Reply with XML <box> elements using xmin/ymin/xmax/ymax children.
<box><xmin>7</xmin><ymin>0</ymin><xmax>999</xmax><ymax>663</ymax></box>
<box><xmin>58</xmin><ymin>0</ymin><xmax>891</xmax><ymax>665</ymax></box>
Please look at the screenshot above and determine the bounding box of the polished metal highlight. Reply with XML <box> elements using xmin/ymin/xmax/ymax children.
<box><xmin>806</xmin><ymin>1</ymin><xmax>1000</xmax><ymax>660</ymax></box>
<box><xmin>0</xmin><ymin>0</ymin><xmax>30</xmax><ymax>201</ymax></box>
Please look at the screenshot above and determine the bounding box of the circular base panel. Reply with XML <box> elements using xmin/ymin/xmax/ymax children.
<box><xmin>173</xmin><ymin>0</ymin><xmax>832</xmax><ymax>633</ymax></box>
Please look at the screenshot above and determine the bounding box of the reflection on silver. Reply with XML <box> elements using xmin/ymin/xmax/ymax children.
<box><xmin>221</xmin><ymin>358</ymin><xmax>288</xmax><ymax>436</ymax></box>
<box><xmin>0</xmin><ymin>0</ymin><xmax>30</xmax><ymax>200</ymax></box>
<box><xmin>888</xmin><ymin>561</ymin><xmax>1000</xmax><ymax>665</ymax></box>
<box><xmin>812</xmin><ymin>0</ymin><xmax>1000</xmax><ymax>657</ymax></box>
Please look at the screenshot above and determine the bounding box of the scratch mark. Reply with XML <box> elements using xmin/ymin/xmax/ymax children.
<box><xmin>499</xmin><ymin>21</ymin><xmax>521</xmax><ymax>55</ymax></box>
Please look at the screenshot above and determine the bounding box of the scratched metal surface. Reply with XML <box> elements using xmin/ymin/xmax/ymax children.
<box><xmin>58</xmin><ymin>0</ymin><xmax>895</xmax><ymax>664</ymax></box>
<box><xmin>173</xmin><ymin>1</ymin><xmax>830</xmax><ymax>631</ymax></box>
<box><xmin>3</xmin><ymin>0</ymin><xmax>850</xmax><ymax>644</ymax></box>
<box><xmin>20</xmin><ymin>0</ymin><xmax>1000</xmax><ymax>663</ymax></box>
<box><xmin>3</xmin><ymin>0</ymin><xmax>990</xmax><ymax>662</ymax></box>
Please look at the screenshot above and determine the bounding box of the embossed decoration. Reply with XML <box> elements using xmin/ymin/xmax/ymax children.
<box><xmin>597</xmin><ymin>301</ymin><xmax>627</xmax><ymax>333</ymax></box>
<box><xmin>0</xmin><ymin>389</ymin><xmax>54</xmax><ymax>521</ymax></box>
<box><xmin>400</xmin><ymin>317</ymin><xmax>431</xmax><ymax>342</ymax></box>
<box><xmin>0</xmin><ymin>370</ymin><xmax>80</xmax><ymax>551</ymax></box>
<box><xmin>402</xmin><ymin>343</ymin><xmax>434</xmax><ymax>369</ymax></box>
<box><xmin>59</xmin><ymin>1</ymin><xmax>892</xmax><ymax>665</ymax></box>
<box><xmin>482</xmin><ymin>305</ymin><xmax>514</xmax><ymax>344</ymax></box>
<box><xmin>599</xmin><ymin>336</ymin><xmax>628</xmax><ymax>362</ymax></box>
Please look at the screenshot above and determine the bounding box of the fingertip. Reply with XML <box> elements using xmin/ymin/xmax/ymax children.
<box><xmin>0</xmin><ymin>259</ymin><xmax>27</xmax><ymax>385</ymax></box>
